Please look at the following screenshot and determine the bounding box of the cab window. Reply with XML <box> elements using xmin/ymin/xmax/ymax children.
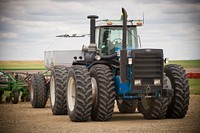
<box><xmin>98</xmin><ymin>27</ymin><xmax>138</xmax><ymax>55</ymax></box>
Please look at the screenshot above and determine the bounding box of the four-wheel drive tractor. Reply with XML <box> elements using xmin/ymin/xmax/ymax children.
<box><xmin>30</xmin><ymin>8</ymin><xmax>190</xmax><ymax>121</ymax></box>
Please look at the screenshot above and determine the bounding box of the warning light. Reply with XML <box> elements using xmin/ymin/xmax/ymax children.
<box><xmin>136</xmin><ymin>22</ymin><xmax>143</xmax><ymax>26</ymax></box>
<box><xmin>107</xmin><ymin>21</ymin><xmax>112</xmax><ymax>25</ymax></box>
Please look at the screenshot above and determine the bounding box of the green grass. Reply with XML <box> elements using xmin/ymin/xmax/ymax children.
<box><xmin>1</xmin><ymin>60</ymin><xmax>199</xmax><ymax>70</ymax></box>
<box><xmin>0</xmin><ymin>60</ymin><xmax>46</xmax><ymax>70</ymax></box>
<box><xmin>169</xmin><ymin>60</ymin><xmax>200</xmax><ymax>68</ymax></box>
<box><xmin>189</xmin><ymin>79</ymin><xmax>200</xmax><ymax>95</ymax></box>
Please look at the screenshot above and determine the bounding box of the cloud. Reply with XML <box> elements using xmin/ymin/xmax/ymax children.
<box><xmin>162</xmin><ymin>4</ymin><xmax>200</xmax><ymax>14</ymax></box>
<box><xmin>167</xmin><ymin>0</ymin><xmax>200</xmax><ymax>4</ymax></box>
<box><xmin>51</xmin><ymin>0</ymin><xmax>94</xmax><ymax>2</ymax></box>
<box><xmin>134</xmin><ymin>0</ymin><xmax>200</xmax><ymax>4</ymax></box>
<box><xmin>0</xmin><ymin>0</ymin><xmax>199</xmax><ymax>60</ymax></box>
<box><xmin>0</xmin><ymin>32</ymin><xmax>18</xmax><ymax>39</ymax></box>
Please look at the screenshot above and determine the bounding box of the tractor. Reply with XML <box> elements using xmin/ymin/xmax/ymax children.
<box><xmin>30</xmin><ymin>8</ymin><xmax>190</xmax><ymax>122</ymax></box>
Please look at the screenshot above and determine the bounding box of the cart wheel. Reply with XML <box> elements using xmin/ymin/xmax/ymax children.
<box><xmin>26</xmin><ymin>94</ymin><xmax>30</xmax><ymax>102</ymax></box>
<box><xmin>0</xmin><ymin>97</ymin><xmax>2</xmax><ymax>103</ymax></box>
<box><xmin>21</xmin><ymin>94</ymin><xmax>25</xmax><ymax>102</ymax></box>
<box><xmin>11</xmin><ymin>90</ymin><xmax>19</xmax><ymax>104</ymax></box>
<box><xmin>0</xmin><ymin>91</ymin><xmax>3</xmax><ymax>103</ymax></box>
<box><xmin>6</xmin><ymin>96</ymin><xmax>11</xmax><ymax>103</ymax></box>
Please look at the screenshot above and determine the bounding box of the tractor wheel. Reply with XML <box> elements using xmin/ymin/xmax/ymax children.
<box><xmin>66</xmin><ymin>65</ymin><xmax>92</xmax><ymax>122</ymax></box>
<box><xmin>90</xmin><ymin>64</ymin><xmax>115</xmax><ymax>121</ymax></box>
<box><xmin>164</xmin><ymin>64</ymin><xmax>190</xmax><ymax>118</ymax></box>
<box><xmin>30</xmin><ymin>74</ymin><xmax>48</xmax><ymax>108</ymax></box>
<box><xmin>11</xmin><ymin>90</ymin><xmax>19</xmax><ymax>104</ymax></box>
<box><xmin>138</xmin><ymin>76</ymin><xmax>170</xmax><ymax>119</ymax></box>
<box><xmin>117</xmin><ymin>99</ymin><xmax>137</xmax><ymax>113</ymax></box>
<box><xmin>138</xmin><ymin>97</ymin><xmax>169</xmax><ymax>119</ymax></box>
<box><xmin>50</xmin><ymin>65</ymin><xmax>68</xmax><ymax>115</ymax></box>
<box><xmin>6</xmin><ymin>96</ymin><xmax>10</xmax><ymax>103</ymax></box>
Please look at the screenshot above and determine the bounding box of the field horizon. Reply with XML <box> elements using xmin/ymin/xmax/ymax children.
<box><xmin>0</xmin><ymin>59</ymin><xmax>199</xmax><ymax>69</ymax></box>
<box><xmin>0</xmin><ymin>60</ymin><xmax>46</xmax><ymax>70</ymax></box>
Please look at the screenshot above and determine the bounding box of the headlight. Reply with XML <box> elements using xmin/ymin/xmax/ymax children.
<box><xmin>128</xmin><ymin>58</ymin><xmax>132</xmax><ymax>64</ymax></box>
<box><xmin>117</xmin><ymin>51</ymin><xmax>120</xmax><ymax>56</ymax></box>
<box><xmin>95</xmin><ymin>55</ymin><xmax>101</xmax><ymax>60</ymax></box>
<box><xmin>154</xmin><ymin>79</ymin><xmax>161</xmax><ymax>86</ymax></box>
<box><xmin>134</xmin><ymin>79</ymin><xmax>141</xmax><ymax>86</ymax></box>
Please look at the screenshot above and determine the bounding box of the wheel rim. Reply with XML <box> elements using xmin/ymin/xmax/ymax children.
<box><xmin>165</xmin><ymin>76</ymin><xmax>172</xmax><ymax>90</ymax></box>
<box><xmin>67</xmin><ymin>77</ymin><xmax>76</xmax><ymax>111</ymax></box>
<box><xmin>30</xmin><ymin>84</ymin><xmax>34</xmax><ymax>102</ymax></box>
<box><xmin>91</xmin><ymin>77</ymin><xmax>98</xmax><ymax>107</ymax></box>
<box><xmin>50</xmin><ymin>76</ymin><xmax>55</xmax><ymax>107</ymax></box>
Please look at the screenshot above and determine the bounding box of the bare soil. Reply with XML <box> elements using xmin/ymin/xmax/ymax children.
<box><xmin>0</xmin><ymin>95</ymin><xmax>200</xmax><ymax>133</ymax></box>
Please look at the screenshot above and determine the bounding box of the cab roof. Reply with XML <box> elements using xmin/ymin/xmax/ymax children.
<box><xmin>96</xmin><ymin>19</ymin><xmax>143</xmax><ymax>27</ymax></box>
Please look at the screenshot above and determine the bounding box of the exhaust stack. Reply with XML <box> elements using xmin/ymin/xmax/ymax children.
<box><xmin>87</xmin><ymin>15</ymin><xmax>99</xmax><ymax>44</ymax></box>
<box><xmin>120</xmin><ymin>8</ymin><xmax>128</xmax><ymax>82</ymax></box>
<box><xmin>122</xmin><ymin>8</ymin><xmax>127</xmax><ymax>50</ymax></box>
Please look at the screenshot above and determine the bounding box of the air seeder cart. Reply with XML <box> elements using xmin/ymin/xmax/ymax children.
<box><xmin>30</xmin><ymin>8</ymin><xmax>190</xmax><ymax>122</ymax></box>
<box><xmin>0</xmin><ymin>70</ymin><xmax>30</xmax><ymax>104</ymax></box>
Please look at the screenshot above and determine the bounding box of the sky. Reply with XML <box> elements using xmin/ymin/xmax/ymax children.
<box><xmin>0</xmin><ymin>0</ymin><xmax>200</xmax><ymax>60</ymax></box>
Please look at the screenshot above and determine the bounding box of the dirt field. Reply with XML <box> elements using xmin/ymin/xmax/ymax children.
<box><xmin>0</xmin><ymin>95</ymin><xmax>200</xmax><ymax>133</ymax></box>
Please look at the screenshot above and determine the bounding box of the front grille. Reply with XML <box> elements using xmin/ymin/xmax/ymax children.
<box><xmin>132</xmin><ymin>49</ymin><xmax>163</xmax><ymax>86</ymax></box>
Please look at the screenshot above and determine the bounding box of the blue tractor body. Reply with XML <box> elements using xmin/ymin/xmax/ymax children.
<box><xmin>93</xmin><ymin>19</ymin><xmax>165</xmax><ymax>100</ymax></box>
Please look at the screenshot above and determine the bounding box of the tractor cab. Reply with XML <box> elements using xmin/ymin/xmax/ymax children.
<box><xmin>95</xmin><ymin>20</ymin><xmax>143</xmax><ymax>56</ymax></box>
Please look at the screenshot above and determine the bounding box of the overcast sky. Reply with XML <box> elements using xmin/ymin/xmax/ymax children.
<box><xmin>0</xmin><ymin>0</ymin><xmax>200</xmax><ymax>60</ymax></box>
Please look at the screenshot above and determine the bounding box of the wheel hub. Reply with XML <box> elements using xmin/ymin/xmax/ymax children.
<box><xmin>67</xmin><ymin>77</ymin><xmax>76</xmax><ymax>111</ymax></box>
<box><xmin>30</xmin><ymin>84</ymin><xmax>34</xmax><ymax>103</ymax></box>
<box><xmin>50</xmin><ymin>76</ymin><xmax>55</xmax><ymax>107</ymax></box>
<box><xmin>91</xmin><ymin>77</ymin><xmax>98</xmax><ymax>108</ymax></box>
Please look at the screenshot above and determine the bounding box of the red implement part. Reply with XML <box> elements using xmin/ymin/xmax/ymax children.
<box><xmin>28</xmin><ymin>79</ymin><xmax>31</xmax><ymax>91</ymax></box>
<box><xmin>187</xmin><ymin>73</ymin><xmax>200</xmax><ymax>78</ymax></box>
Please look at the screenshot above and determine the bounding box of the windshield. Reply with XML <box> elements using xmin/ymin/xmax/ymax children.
<box><xmin>97</xmin><ymin>27</ymin><xmax>138</xmax><ymax>55</ymax></box>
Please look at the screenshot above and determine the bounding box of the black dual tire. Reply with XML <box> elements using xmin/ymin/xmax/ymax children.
<box><xmin>50</xmin><ymin>65</ymin><xmax>68</xmax><ymax>115</ymax></box>
<box><xmin>30</xmin><ymin>74</ymin><xmax>48</xmax><ymax>108</ymax></box>
<box><xmin>138</xmin><ymin>97</ymin><xmax>169</xmax><ymax>119</ymax></box>
<box><xmin>138</xmin><ymin>76</ymin><xmax>170</xmax><ymax>119</ymax></box>
<box><xmin>90</xmin><ymin>64</ymin><xmax>115</xmax><ymax>121</ymax></box>
<box><xmin>164</xmin><ymin>64</ymin><xmax>190</xmax><ymax>118</ymax></box>
<box><xmin>117</xmin><ymin>99</ymin><xmax>137</xmax><ymax>113</ymax></box>
<box><xmin>66</xmin><ymin>65</ymin><xmax>92</xmax><ymax>122</ymax></box>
